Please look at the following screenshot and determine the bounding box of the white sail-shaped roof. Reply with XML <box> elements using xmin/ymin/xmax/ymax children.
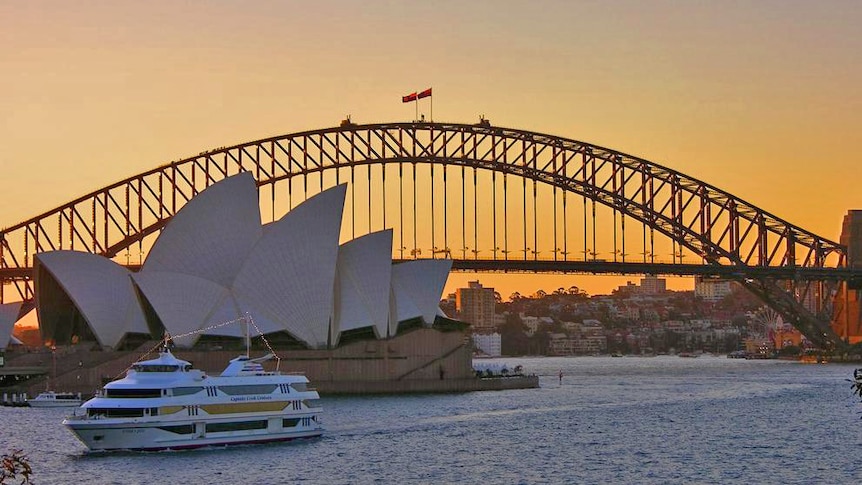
<box><xmin>332</xmin><ymin>230</ymin><xmax>393</xmax><ymax>345</ymax></box>
<box><xmin>233</xmin><ymin>185</ymin><xmax>347</xmax><ymax>349</ymax></box>
<box><xmin>142</xmin><ymin>172</ymin><xmax>262</xmax><ymax>287</ymax></box>
<box><xmin>390</xmin><ymin>259</ymin><xmax>452</xmax><ymax>332</ymax></box>
<box><xmin>389</xmin><ymin>283</ymin><xmax>420</xmax><ymax>336</ymax></box>
<box><xmin>35</xmin><ymin>251</ymin><xmax>149</xmax><ymax>349</ymax></box>
<box><xmin>131</xmin><ymin>271</ymin><xmax>230</xmax><ymax>347</ymax></box>
<box><xmin>32</xmin><ymin>174</ymin><xmax>453</xmax><ymax>350</ymax></box>
<box><xmin>0</xmin><ymin>302</ymin><xmax>22</xmax><ymax>349</ymax></box>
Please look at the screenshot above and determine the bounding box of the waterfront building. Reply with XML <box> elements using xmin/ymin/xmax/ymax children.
<box><xmin>574</xmin><ymin>334</ymin><xmax>607</xmax><ymax>354</ymax></box>
<box><xmin>456</xmin><ymin>281</ymin><xmax>496</xmax><ymax>331</ymax></box>
<box><xmin>472</xmin><ymin>332</ymin><xmax>502</xmax><ymax>357</ymax></box>
<box><xmin>548</xmin><ymin>333</ymin><xmax>575</xmax><ymax>356</ymax></box>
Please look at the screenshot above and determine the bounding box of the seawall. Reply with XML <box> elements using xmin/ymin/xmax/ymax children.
<box><xmin>5</xmin><ymin>328</ymin><xmax>538</xmax><ymax>396</ymax></box>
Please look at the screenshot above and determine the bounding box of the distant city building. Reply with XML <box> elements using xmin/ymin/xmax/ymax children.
<box><xmin>616</xmin><ymin>281</ymin><xmax>639</xmax><ymax>294</ymax></box>
<box><xmin>456</xmin><ymin>281</ymin><xmax>497</xmax><ymax>331</ymax></box>
<box><xmin>472</xmin><ymin>332</ymin><xmax>502</xmax><ymax>356</ymax></box>
<box><xmin>548</xmin><ymin>333</ymin><xmax>575</xmax><ymax>356</ymax></box>
<box><xmin>836</xmin><ymin>210</ymin><xmax>862</xmax><ymax>344</ymax></box>
<box><xmin>694</xmin><ymin>277</ymin><xmax>733</xmax><ymax>302</ymax></box>
<box><xmin>521</xmin><ymin>315</ymin><xmax>540</xmax><ymax>336</ymax></box>
<box><xmin>639</xmin><ymin>275</ymin><xmax>667</xmax><ymax>295</ymax></box>
<box><xmin>616</xmin><ymin>305</ymin><xmax>640</xmax><ymax>320</ymax></box>
<box><xmin>493</xmin><ymin>313</ymin><xmax>506</xmax><ymax>328</ymax></box>
<box><xmin>575</xmin><ymin>334</ymin><xmax>607</xmax><ymax>354</ymax></box>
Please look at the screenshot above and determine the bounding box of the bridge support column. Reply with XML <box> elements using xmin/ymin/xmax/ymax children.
<box><xmin>834</xmin><ymin>210</ymin><xmax>862</xmax><ymax>344</ymax></box>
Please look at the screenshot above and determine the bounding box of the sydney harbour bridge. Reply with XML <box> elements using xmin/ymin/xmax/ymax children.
<box><xmin>1</xmin><ymin>120</ymin><xmax>860</xmax><ymax>349</ymax></box>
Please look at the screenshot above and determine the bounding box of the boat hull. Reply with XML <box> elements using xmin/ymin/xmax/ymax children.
<box><xmin>28</xmin><ymin>391</ymin><xmax>83</xmax><ymax>408</ymax></box>
<box><xmin>28</xmin><ymin>400</ymin><xmax>83</xmax><ymax>408</ymax></box>
<box><xmin>64</xmin><ymin>416</ymin><xmax>323</xmax><ymax>451</ymax></box>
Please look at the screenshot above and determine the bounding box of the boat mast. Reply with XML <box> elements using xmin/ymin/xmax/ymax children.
<box><xmin>49</xmin><ymin>345</ymin><xmax>56</xmax><ymax>391</ymax></box>
<box><xmin>244</xmin><ymin>314</ymin><xmax>251</xmax><ymax>358</ymax></box>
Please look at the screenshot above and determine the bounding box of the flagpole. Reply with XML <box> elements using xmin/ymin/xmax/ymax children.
<box><xmin>430</xmin><ymin>87</ymin><xmax>433</xmax><ymax>122</ymax></box>
<box><xmin>415</xmin><ymin>97</ymin><xmax>418</xmax><ymax>122</ymax></box>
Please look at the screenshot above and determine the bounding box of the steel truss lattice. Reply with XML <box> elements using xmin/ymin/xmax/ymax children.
<box><xmin>0</xmin><ymin>121</ymin><xmax>856</xmax><ymax>348</ymax></box>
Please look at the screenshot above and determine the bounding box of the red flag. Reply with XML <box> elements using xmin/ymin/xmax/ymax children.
<box><xmin>402</xmin><ymin>92</ymin><xmax>417</xmax><ymax>103</ymax></box>
<box><xmin>417</xmin><ymin>88</ymin><xmax>432</xmax><ymax>99</ymax></box>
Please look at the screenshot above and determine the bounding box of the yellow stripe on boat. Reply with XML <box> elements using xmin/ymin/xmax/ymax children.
<box><xmin>200</xmin><ymin>401</ymin><xmax>289</xmax><ymax>414</ymax></box>
<box><xmin>159</xmin><ymin>406</ymin><xmax>185</xmax><ymax>415</ymax></box>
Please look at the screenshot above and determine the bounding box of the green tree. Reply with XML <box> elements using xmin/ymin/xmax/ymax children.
<box><xmin>499</xmin><ymin>313</ymin><xmax>530</xmax><ymax>355</ymax></box>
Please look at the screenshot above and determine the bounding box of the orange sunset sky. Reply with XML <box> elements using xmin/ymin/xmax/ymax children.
<box><xmin>1</xmin><ymin>1</ymin><xmax>860</xmax><ymax>300</ymax></box>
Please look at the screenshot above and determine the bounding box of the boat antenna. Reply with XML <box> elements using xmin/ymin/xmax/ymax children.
<box><xmin>162</xmin><ymin>332</ymin><xmax>173</xmax><ymax>352</ymax></box>
<box><xmin>112</xmin><ymin>315</ymin><xmax>251</xmax><ymax>380</ymax></box>
<box><xmin>244</xmin><ymin>313</ymin><xmax>251</xmax><ymax>358</ymax></box>
<box><xmin>49</xmin><ymin>344</ymin><xmax>56</xmax><ymax>392</ymax></box>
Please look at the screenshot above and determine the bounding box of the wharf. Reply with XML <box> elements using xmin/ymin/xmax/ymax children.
<box><xmin>1</xmin><ymin>392</ymin><xmax>30</xmax><ymax>407</ymax></box>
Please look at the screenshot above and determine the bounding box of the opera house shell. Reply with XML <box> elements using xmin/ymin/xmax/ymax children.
<box><xmin>0</xmin><ymin>302</ymin><xmax>24</xmax><ymax>350</ymax></box>
<box><xmin>34</xmin><ymin>172</ymin><xmax>452</xmax><ymax>350</ymax></box>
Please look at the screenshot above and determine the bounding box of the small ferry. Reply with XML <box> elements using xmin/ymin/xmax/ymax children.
<box><xmin>27</xmin><ymin>391</ymin><xmax>83</xmax><ymax>408</ymax></box>
<box><xmin>63</xmin><ymin>339</ymin><xmax>322</xmax><ymax>451</ymax></box>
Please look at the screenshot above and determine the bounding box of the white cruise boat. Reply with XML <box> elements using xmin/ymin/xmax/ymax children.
<box><xmin>28</xmin><ymin>391</ymin><xmax>83</xmax><ymax>408</ymax></box>
<box><xmin>63</xmin><ymin>346</ymin><xmax>323</xmax><ymax>451</ymax></box>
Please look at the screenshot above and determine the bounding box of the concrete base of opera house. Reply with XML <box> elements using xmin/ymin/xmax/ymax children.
<box><xmin>3</xmin><ymin>328</ymin><xmax>538</xmax><ymax>397</ymax></box>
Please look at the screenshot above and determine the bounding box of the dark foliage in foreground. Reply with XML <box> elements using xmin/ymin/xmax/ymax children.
<box><xmin>1</xmin><ymin>450</ymin><xmax>32</xmax><ymax>484</ymax></box>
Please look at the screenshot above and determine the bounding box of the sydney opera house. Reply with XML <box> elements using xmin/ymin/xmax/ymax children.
<box><xmin>33</xmin><ymin>172</ymin><xmax>452</xmax><ymax>351</ymax></box>
<box><xmin>0</xmin><ymin>303</ymin><xmax>23</xmax><ymax>351</ymax></box>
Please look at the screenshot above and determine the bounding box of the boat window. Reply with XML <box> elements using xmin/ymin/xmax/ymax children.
<box><xmin>171</xmin><ymin>387</ymin><xmax>204</xmax><ymax>396</ymax></box>
<box><xmin>205</xmin><ymin>420</ymin><xmax>267</xmax><ymax>433</ymax></box>
<box><xmin>217</xmin><ymin>384</ymin><xmax>277</xmax><ymax>396</ymax></box>
<box><xmin>105</xmin><ymin>388</ymin><xmax>162</xmax><ymax>398</ymax></box>
<box><xmin>290</xmin><ymin>383</ymin><xmax>308</xmax><ymax>392</ymax></box>
<box><xmin>282</xmin><ymin>418</ymin><xmax>300</xmax><ymax>428</ymax></box>
<box><xmin>132</xmin><ymin>364</ymin><xmax>180</xmax><ymax>373</ymax></box>
<box><xmin>87</xmin><ymin>408</ymin><xmax>145</xmax><ymax>418</ymax></box>
<box><xmin>158</xmin><ymin>424</ymin><xmax>195</xmax><ymax>435</ymax></box>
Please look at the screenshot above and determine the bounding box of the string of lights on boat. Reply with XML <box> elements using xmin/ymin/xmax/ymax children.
<box><xmin>114</xmin><ymin>314</ymin><xmax>282</xmax><ymax>380</ymax></box>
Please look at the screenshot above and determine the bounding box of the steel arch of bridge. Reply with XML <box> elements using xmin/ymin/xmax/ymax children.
<box><xmin>0</xmin><ymin>121</ymin><xmax>855</xmax><ymax>348</ymax></box>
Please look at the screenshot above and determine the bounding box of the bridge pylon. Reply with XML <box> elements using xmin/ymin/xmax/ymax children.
<box><xmin>834</xmin><ymin>210</ymin><xmax>862</xmax><ymax>345</ymax></box>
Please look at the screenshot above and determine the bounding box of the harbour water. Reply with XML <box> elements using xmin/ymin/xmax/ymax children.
<box><xmin>2</xmin><ymin>355</ymin><xmax>861</xmax><ymax>484</ymax></box>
